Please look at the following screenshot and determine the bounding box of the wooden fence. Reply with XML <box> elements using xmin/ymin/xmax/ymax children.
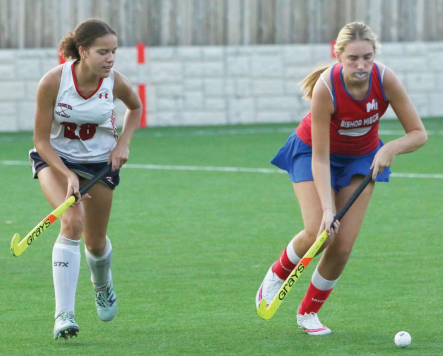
<box><xmin>1</xmin><ymin>0</ymin><xmax>443</xmax><ymax>49</ymax></box>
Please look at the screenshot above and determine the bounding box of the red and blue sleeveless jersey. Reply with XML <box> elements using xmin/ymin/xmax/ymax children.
<box><xmin>296</xmin><ymin>63</ymin><xmax>389</xmax><ymax>155</ymax></box>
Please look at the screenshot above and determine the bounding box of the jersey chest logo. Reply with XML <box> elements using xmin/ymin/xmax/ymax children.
<box><xmin>55</xmin><ymin>103</ymin><xmax>72</xmax><ymax>118</ymax></box>
<box><xmin>366</xmin><ymin>98</ymin><xmax>378</xmax><ymax>113</ymax></box>
<box><xmin>99</xmin><ymin>93</ymin><xmax>109</xmax><ymax>99</ymax></box>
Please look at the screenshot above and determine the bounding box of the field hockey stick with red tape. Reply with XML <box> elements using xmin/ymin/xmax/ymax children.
<box><xmin>257</xmin><ymin>170</ymin><xmax>374</xmax><ymax>320</ymax></box>
<box><xmin>10</xmin><ymin>164</ymin><xmax>112</xmax><ymax>257</ymax></box>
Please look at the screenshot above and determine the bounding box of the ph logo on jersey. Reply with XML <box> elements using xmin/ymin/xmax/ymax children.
<box><xmin>366</xmin><ymin>99</ymin><xmax>378</xmax><ymax>113</ymax></box>
<box><xmin>99</xmin><ymin>93</ymin><xmax>109</xmax><ymax>99</ymax></box>
<box><xmin>55</xmin><ymin>103</ymin><xmax>72</xmax><ymax>118</ymax></box>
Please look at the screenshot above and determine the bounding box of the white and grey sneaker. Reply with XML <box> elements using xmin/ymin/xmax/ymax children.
<box><xmin>94</xmin><ymin>279</ymin><xmax>117</xmax><ymax>322</ymax></box>
<box><xmin>53</xmin><ymin>311</ymin><xmax>79</xmax><ymax>339</ymax></box>
<box><xmin>297</xmin><ymin>307</ymin><xmax>331</xmax><ymax>335</ymax></box>
<box><xmin>255</xmin><ymin>265</ymin><xmax>284</xmax><ymax>309</ymax></box>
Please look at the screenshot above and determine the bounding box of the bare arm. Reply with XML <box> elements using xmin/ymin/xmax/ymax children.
<box><xmin>110</xmin><ymin>70</ymin><xmax>142</xmax><ymax>171</ymax></box>
<box><xmin>371</xmin><ymin>66</ymin><xmax>428</xmax><ymax>178</ymax></box>
<box><xmin>310</xmin><ymin>70</ymin><xmax>338</xmax><ymax>235</ymax></box>
<box><xmin>34</xmin><ymin>66</ymin><xmax>82</xmax><ymax>200</ymax></box>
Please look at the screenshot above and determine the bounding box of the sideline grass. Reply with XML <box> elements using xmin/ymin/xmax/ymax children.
<box><xmin>0</xmin><ymin>118</ymin><xmax>442</xmax><ymax>355</ymax></box>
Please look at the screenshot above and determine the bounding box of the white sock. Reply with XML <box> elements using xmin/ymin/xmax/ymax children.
<box><xmin>53</xmin><ymin>235</ymin><xmax>80</xmax><ymax>317</ymax></box>
<box><xmin>286</xmin><ymin>237</ymin><xmax>302</xmax><ymax>265</ymax></box>
<box><xmin>85</xmin><ymin>236</ymin><xmax>112</xmax><ymax>289</ymax></box>
<box><xmin>311</xmin><ymin>266</ymin><xmax>339</xmax><ymax>291</ymax></box>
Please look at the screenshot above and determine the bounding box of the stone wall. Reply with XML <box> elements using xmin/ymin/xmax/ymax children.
<box><xmin>1</xmin><ymin>42</ymin><xmax>443</xmax><ymax>132</ymax></box>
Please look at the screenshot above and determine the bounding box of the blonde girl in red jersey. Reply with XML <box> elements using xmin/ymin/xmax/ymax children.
<box><xmin>30</xmin><ymin>19</ymin><xmax>142</xmax><ymax>339</ymax></box>
<box><xmin>256</xmin><ymin>22</ymin><xmax>427</xmax><ymax>335</ymax></box>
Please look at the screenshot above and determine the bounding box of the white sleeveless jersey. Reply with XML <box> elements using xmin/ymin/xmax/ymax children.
<box><xmin>51</xmin><ymin>61</ymin><xmax>118</xmax><ymax>163</ymax></box>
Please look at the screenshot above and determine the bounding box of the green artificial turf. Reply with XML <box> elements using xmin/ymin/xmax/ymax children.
<box><xmin>0</xmin><ymin>118</ymin><xmax>441</xmax><ymax>355</ymax></box>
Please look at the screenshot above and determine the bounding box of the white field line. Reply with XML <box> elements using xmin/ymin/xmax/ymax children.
<box><xmin>125</xmin><ymin>163</ymin><xmax>283</xmax><ymax>174</ymax></box>
<box><xmin>2</xmin><ymin>160</ymin><xmax>443</xmax><ymax>179</ymax></box>
<box><xmin>380</xmin><ymin>129</ymin><xmax>443</xmax><ymax>136</ymax></box>
<box><xmin>136</xmin><ymin>127</ymin><xmax>294</xmax><ymax>137</ymax></box>
<box><xmin>134</xmin><ymin>129</ymin><xmax>442</xmax><ymax>137</ymax></box>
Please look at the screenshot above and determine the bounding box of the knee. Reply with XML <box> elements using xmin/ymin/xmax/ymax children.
<box><xmin>85</xmin><ymin>244</ymin><xmax>104</xmax><ymax>256</ymax></box>
<box><xmin>60</xmin><ymin>211</ymin><xmax>84</xmax><ymax>236</ymax></box>
<box><xmin>326</xmin><ymin>244</ymin><xmax>353</xmax><ymax>267</ymax></box>
<box><xmin>334</xmin><ymin>240</ymin><xmax>355</xmax><ymax>258</ymax></box>
<box><xmin>84</xmin><ymin>236</ymin><xmax>107</xmax><ymax>256</ymax></box>
<box><xmin>298</xmin><ymin>228</ymin><xmax>319</xmax><ymax>250</ymax></box>
<box><xmin>305</xmin><ymin>225</ymin><xmax>321</xmax><ymax>242</ymax></box>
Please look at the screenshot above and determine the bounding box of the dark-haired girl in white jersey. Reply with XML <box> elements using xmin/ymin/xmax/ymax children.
<box><xmin>30</xmin><ymin>19</ymin><xmax>142</xmax><ymax>339</ymax></box>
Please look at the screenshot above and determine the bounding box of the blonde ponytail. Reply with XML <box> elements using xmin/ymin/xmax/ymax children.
<box><xmin>299</xmin><ymin>64</ymin><xmax>335</xmax><ymax>100</ymax></box>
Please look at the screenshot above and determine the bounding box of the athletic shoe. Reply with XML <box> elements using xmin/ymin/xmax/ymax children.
<box><xmin>94</xmin><ymin>279</ymin><xmax>117</xmax><ymax>322</ymax></box>
<box><xmin>297</xmin><ymin>307</ymin><xmax>331</xmax><ymax>335</ymax></box>
<box><xmin>255</xmin><ymin>265</ymin><xmax>284</xmax><ymax>309</ymax></box>
<box><xmin>53</xmin><ymin>311</ymin><xmax>79</xmax><ymax>339</ymax></box>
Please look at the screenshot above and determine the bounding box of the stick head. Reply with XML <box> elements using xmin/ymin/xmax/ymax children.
<box><xmin>257</xmin><ymin>299</ymin><xmax>274</xmax><ymax>320</ymax></box>
<box><xmin>10</xmin><ymin>233</ymin><xmax>22</xmax><ymax>257</ymax></box>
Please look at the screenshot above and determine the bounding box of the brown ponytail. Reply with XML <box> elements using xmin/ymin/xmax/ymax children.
<box><xmin>58</xmin><ymin>32</ymin><xmax>79</xmax><ymax>60</ymax></box>
<box><xmin>58</xmin><ymin>19</ymin><xmax>117</xmax><ymax>61</ymax></box>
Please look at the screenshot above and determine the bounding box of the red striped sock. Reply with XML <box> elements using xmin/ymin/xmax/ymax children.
<box><xmin>299</xmin><ymin>282</ymin><xmax>333</xmax><ymax>314</ymax></box>
<box><xmin>271</xmin><ymin>248</ymin><xmax>296</xmax><ymax>280</ymax></box>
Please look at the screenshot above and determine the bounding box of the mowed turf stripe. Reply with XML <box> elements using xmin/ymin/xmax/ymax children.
<box><xmin>2</xmin><ymin>160</ymin><xmax>443</xmax><ymax>179</ymax></box>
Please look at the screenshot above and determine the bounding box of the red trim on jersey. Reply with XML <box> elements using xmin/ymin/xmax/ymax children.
<box><xmin>110</xmin><ymin>110</ymin><xmax>118</xmax><ymax>141</ymax></box>
<box><xmin>296</xmin><ymin>63</ymin><xmax>389</xmax><ymax>156</ymax></box>
<box><xmin>71</xmin><ymin>61</ymin><xmax>104</xmax><ymax>100</ymax></box>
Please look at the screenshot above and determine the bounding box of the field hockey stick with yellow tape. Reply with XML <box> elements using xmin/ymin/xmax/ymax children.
<box><xmin>10</xmin><ymin>164</ymin><xmax>112</xmax><ymax>257</ymax></box>
<box><xmin>257</xmin><ymin>170</ymin><xmax>374</xmax><ymax>320</ymax></box>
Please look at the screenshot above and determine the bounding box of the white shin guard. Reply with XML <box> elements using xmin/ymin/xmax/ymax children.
<box><xmin>52</xmin><ymin>235</ymin><xmax>81</xmax><ymax>317</ymax></box>
<box><xmin>85</xmin><ymin>236</ymin><xmax>112</xmax><ymax>289</ymax></box>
